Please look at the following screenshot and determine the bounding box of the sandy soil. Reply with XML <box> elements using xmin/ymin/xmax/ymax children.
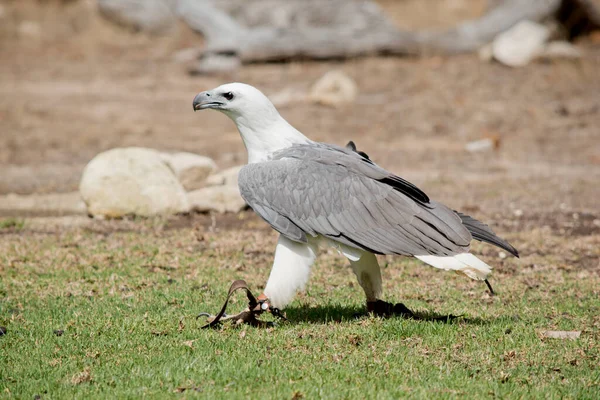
<box><xmin>0</xmin><ymin>1</ymin><xmax>599</xmax><ymax>253</ymax></box>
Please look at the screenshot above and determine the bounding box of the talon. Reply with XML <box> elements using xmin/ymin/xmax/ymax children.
<box><xmin>199</xmin><ymin>280</ymin><xmax>281</xmax><ymax>328</ymax></box>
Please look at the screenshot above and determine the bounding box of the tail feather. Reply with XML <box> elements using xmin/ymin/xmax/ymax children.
<box><xmin>455</xmin><ymin>211</ymin><xmax>519</xmax><ymax>257</ymax></box>
<box><xmin>415</xmin><ymin>253</ymin><xmax>492</xmax><ymax>280</ymax></box>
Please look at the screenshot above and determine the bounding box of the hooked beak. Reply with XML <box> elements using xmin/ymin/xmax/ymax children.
<box><xmin>193</xmin><ymin>91</ymin><xmax>223</xmax><ymax>111</ymax></box>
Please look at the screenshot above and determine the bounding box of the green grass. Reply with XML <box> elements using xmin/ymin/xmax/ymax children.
<box><xmin>0</xmin><ymin>218</ymin><xmax>24</xmax><ymax>231</ymax></box>
<box><xmin>1</xmin><ymin>220</ymin><xmax>599</xmax><ymax>399</ymax></box>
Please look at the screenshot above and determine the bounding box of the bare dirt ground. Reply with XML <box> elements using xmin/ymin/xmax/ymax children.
<box><xmin>0</xmin><ymin>1</ymin><xmax>599</xmax><ymax>272</ymax></box>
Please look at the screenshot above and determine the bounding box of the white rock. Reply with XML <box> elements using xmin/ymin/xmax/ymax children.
<box><xmin>492</xmin><ymin>21</ymin><xmax>550</xmax><ymax>67</ymax></box>
<box><xmin>205</xmin><ymin>165</ymin><xmax>244</xmax><ymax>187</ymax></box>
<box><xmin>309</xmin><ymin>70</ymin><xmax>358</xmax><ymax>107</ymax></box>
<box><xmin>160</xmin><ymin>152</ymin><xmax>217</xmax><ymax>191</ymax></box>
<box><xmin>0</xmin><ymin>192</ymin><xmax>86</xmax><ymax>215</ymax></box>
<box><xmin>187</xmin><ymin>185</ymin><xmax>246</xmax><ymax>214</ymax></box>
<box><xmin>465</xmin><ymin>138</ymin><xmax>495</xmax><ymax>153</ymax></box>
<box><xmin>539</xmin><ymin>41</ymin><xmax>582</xmax><ymax>60</ymax></box>
<box><xmin>80</xmin><ymin>147</ymin><xmax>189</xmax><ymax>218</ymax></box>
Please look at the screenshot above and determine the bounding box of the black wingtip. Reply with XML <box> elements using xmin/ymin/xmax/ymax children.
<box><xmin>501</xmin><ymin>242</ymin><xmax>519</xmax><ymax>258</ymax></box>
<box><xmin>494</xmin><ymin>242</ymin><xmax>519</xmax><ymax>258</ymax></box>
<box><xmin>455</xmin><ymin>211</ymin><xmax>519</xmax><ymax>258</ymax></box>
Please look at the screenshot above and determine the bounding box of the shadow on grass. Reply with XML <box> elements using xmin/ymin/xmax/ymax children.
<box><xmin>284</xmin><ymin>304</ymin><xmax>499</xmax><ymax>326</ymax></box>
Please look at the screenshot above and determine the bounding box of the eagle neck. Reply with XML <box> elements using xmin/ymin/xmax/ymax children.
<box><xmin>232</xmin><ymin>114</ymin><xmax>310</xmax><ymax>164</ymax></box>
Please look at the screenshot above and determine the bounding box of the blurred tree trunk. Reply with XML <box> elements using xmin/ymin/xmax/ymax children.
<box><xmin>178</xmin><ymin>0</ymin><xmax>562</xmax><ymax>60</ymax></box>
<box><xmin>98</xmin><ymin>0</ymin><xmax>600</xmax><ymax>72</ymax></box>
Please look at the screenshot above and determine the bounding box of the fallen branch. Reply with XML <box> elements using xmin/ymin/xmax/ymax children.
<box><xmin>178</xmin><ymin>0</ymin><xmax>562</xmax><ymax>66</ymax></box>
<box><xmin>99</xmin><ymin>0</ymin><xmax>598</xmax><ymax>72</ymax></box>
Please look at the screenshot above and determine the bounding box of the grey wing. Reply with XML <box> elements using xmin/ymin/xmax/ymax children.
<box><xmin>239</xmin><ymin>149</ymin><xmax>472</xmax><ymax>257</ymax></box>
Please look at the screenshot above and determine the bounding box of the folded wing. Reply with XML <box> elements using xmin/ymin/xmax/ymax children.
<box><xmin>239</xmin><ymin>143</ymin><xmax>473</xmax><ymax>257</ymax></box>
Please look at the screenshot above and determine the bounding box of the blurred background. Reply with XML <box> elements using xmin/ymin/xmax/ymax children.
<box><xmin>0</xmin><ymin>0</ymin><xmax>598</xmax><ymax>239</ymax></box>
<box><xmin>3</xmin><ymin>3</ymin><xmax>600</xmax><ymax>397</ymax></box>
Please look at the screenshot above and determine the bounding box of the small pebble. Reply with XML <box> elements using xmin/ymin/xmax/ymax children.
<box><xmin>53</xmin><ymin>329</ymin><xmax>64</xmax><ymax>337</ymax></box>
<box><xmin>0</xmin><ymin>326</ymin><xmax>6</xmax><ymax>336</ymax></box>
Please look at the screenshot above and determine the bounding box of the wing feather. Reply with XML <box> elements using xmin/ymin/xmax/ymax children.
<box><xmin>238</xmin><ymin>143</ymin><xmax>473</xmax><ymax>257</ymax></box>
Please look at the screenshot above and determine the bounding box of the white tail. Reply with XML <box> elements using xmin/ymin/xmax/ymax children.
<box><xmin>415</xmin><ymin>253</ymin><xmax>492</xmax><ymax>280</ymax></box>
